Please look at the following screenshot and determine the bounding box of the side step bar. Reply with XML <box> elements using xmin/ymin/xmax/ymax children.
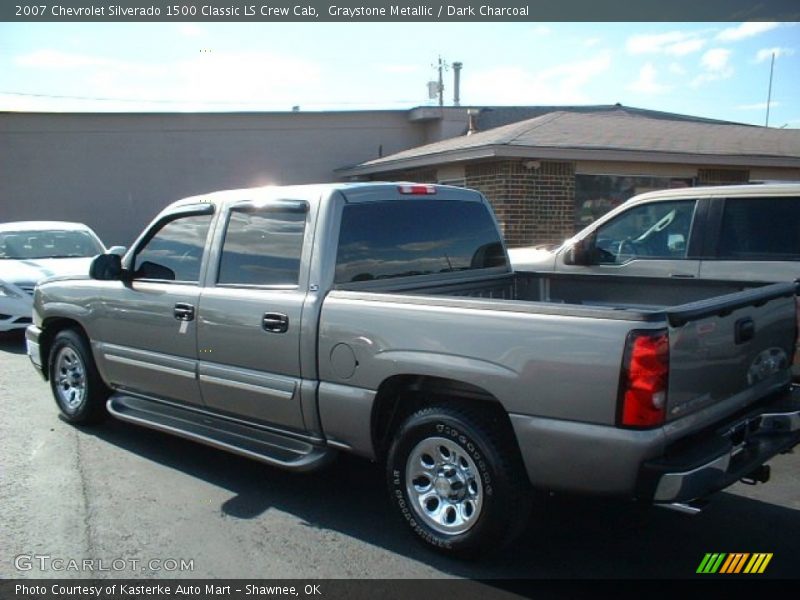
<box><xmin>107</xmin><ymin>393</ymin><xmax>336</xmax><ymax>472</ymax></box>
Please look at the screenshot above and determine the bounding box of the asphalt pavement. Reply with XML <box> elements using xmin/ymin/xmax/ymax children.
<box><xmin>1</xmin><ymin>330</ymin><xmax>798</xmax><ymax>582</ymax></box>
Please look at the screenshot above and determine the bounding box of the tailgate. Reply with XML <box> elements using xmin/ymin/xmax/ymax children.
<box><xmin>665</xmin><ymin>282</ymin><xmax>798</xmax><ymax>421</ymax></box>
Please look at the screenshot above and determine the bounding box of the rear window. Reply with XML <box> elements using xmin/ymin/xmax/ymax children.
<box><xmin>335</xmin><ymin>200</ymin><xmax>507</xmax><ymax>284</ymax></box>
<box><xmin>718</xmin><ymin>197</ymin><xmax>800</xmax><ymax>260</ymax></box>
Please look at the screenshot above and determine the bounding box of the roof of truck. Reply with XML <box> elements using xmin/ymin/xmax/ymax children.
<box><xmin>169</xmin><ymin>182</ymin><xmax>483</xmax><ymax>209</ymax></box>
<box><xmin>625</xmin><ymin>182</ymin><xmax>800</xmax><ymax>205</ymax></box>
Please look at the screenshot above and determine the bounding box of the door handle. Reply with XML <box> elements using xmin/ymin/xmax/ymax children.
<box><xmin>262</xmin><ymin>312</ymin><xmax>289</xmax><ymax>333</ymax></box>
<box><xmin>174</xmin><ymin>303</ymin><xmax>195</xmax><ymax>321</ymax></box>
<box><xmin>669</xmin><ymin>273</ymin><xmax>695</xmax><ymax>279</ymax></box>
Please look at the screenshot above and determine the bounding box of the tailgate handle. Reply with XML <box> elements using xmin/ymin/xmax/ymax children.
<box><xmin>735</xmin><ymin>317</ymin><xmax>755</xmax><ymax>345</ymax></box>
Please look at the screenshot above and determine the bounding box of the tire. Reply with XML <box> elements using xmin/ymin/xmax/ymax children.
<box><xmin>48</xmin><ymin>329</ymin><xmax>109</xmax><ymax>424</ymax></box>
<box><xmin>386</xmin><ymin>404</ymin><xmax>531</xmax><ymax>558</ymax></box>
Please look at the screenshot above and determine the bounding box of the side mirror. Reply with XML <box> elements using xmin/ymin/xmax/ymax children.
<box><xmin>108</xmin><ymin>246</ymin><xmax>127</xmax><ymax>256</ymax></box>
<box><xmin>563</xmin><ymin>238</ymin><xmax>593</xmax><ymax>266</ymax></box>
<box><xmin>90</xmin><ymin>253</ymin><xmax>122</xmax><ymax>280</ymax></box>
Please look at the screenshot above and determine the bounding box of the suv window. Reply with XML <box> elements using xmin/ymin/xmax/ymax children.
<box><xmin>133</xmin><ymin>213</ymin><xmax>212</xmax><ymax>282</ymax></box>
<box><xmin>217</xmin><ymin>206</ymin><xmax>306</xmax><ymax>286</ymax></box>
<box><xmin>718</xmin><ymin>197</ymin><xmax>800</xmax><ymax>260</ymax></box>
<box><xmin>594</xmin><ymin>200</ymin><xmax>696</xmax><ymax>264</ymax></box>
<box><xmin>335</xmin><ymin>200</ymin><xmax>507</xmax><ymax>283</ymax></box>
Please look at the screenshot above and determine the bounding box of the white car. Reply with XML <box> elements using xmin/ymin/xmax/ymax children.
<box><xmin>0</xmin><ymin>221</ymin><xmax>110</xmax><ymax>332</ymax></box>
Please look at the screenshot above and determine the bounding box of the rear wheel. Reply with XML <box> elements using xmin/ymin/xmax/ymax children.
<box><xmin>49</xmin><ymin>329</ymin><xmax>109</xmax><ymax>424</ymax></box>
<box><xmin>386</xmin><ymin>405</ymin><xmax>531</xmax><ymax>557</ymax></box>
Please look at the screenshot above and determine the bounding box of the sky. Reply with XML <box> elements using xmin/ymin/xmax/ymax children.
<box><xmin>0</xmin><ymin>21</ymin><xmax>798</xmax><ymax>127</ymax></box>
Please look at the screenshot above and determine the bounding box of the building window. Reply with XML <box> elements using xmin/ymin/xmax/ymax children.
<box><xmin>575</xmin><ymin>175</ymin><xmax>693</xmax><ymax>229</ymax></box>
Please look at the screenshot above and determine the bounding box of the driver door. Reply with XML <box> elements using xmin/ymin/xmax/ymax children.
<box><xmin>559</xmin><ymin>199</ymin><xmax>701</xmax><ymax>279</ymax></box>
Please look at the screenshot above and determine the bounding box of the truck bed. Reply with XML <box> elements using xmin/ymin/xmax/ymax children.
<box><xmin>336</xmin><ymin>271</ymin><xmax>769</xmax><ymax>318</ymax></box>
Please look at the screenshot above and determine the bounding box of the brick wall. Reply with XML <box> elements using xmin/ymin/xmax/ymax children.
<box><xmin>465</xmin><ymin>160</ymin><xmax>576</xmax><ymax>247</ymax></box>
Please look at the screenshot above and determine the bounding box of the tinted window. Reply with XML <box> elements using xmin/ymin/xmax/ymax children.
<box><xmin>218</xmin><ymin>207</ymin><xmax>306</xmax><ymax>286</ymax></box>
<box><xmin>594</xmin><ymin>200</ymin><xmax>696</xmax><ymax>264</ymax></box>
<box><xmin>133</xmin><ymin>214</ymin><xmax>212</xmax><ymax>282</ymax></box>
<box><xmin>718</xmin><ymin>197</ymin><xmax>800</xmax><ymax>260</ymax></box>
<box><xmin>335</xmin><ymin>200</ymin><xmax>507</xmax><ymax>284</ymax></box>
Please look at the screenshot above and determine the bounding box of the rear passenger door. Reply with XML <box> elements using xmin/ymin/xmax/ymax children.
<box><xmin>699</xmin><ymin>195</ymin><xmax>800</xmax><ymax>282</ymax></box>
<box><xmin>196</xmin><ymin>201</ymin><xmax>309</xmax><ymax>432</ymax></box>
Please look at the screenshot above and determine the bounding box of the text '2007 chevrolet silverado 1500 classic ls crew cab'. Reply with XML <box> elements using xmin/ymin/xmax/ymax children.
<box><xmin>26</xmin><ymin>183</ymin><xmax>800</xmax><ymax>557</ymax></box>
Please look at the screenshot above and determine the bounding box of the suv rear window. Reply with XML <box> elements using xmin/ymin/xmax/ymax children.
<box><xmin>718</xmin><ymin>197</ymin><xmax>800</xmax><ymax>260</ymax></box>
<box><xmin>335</xmin><ymin>200</ymin><xmax>507</xmax><ymax>284</ymax></box>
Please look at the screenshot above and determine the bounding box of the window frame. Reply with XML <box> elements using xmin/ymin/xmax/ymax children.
<box><xmin>332</xmin><ymin>199</ymin><xmax>510</xmax><ymax>288</ymax></box>
<box><xmin>213</xmin><ymin>200</ymin><xmax>310</xmax><ymax>291</ymax></box>
<box><xmin>591</xmin><ymin>198</ymin><xmax>700</xmax><ymax>264</ymax></box>
<box><xmin>128</xmin><ymin>204</ymin><xmax>215</xmax><ymax>285</ymax></box>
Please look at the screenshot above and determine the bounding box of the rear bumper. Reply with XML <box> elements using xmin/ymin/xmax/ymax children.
<box><xmin>637</xmin><ymin>386</ymin><xmax>800</xmax><ymax>503</ymax></box>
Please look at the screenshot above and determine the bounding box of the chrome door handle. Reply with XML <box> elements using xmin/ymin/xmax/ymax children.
<box><xmin>174</xmin><ymin>303</ymin><xmax>195</xmax><ymax>321</ymax></box>
<box><xmin>262</xmin><ymin>313</ymin><xmax>289</xmax><ymax>333</ymax></box>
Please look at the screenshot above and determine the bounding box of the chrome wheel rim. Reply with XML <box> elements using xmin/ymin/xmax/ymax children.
<box><xmin>55</xmin><ymin>347</ymin><xmax>86</xmax><ymax>411</ymax></box>
<box><xmin>405</xmin><ymin>436</ymin><xmax>483</xmax><ymax>535</ymax></box>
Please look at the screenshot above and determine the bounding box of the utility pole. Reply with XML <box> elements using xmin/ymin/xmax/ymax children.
<box><xmin>765</xmin><ymin>52</ymin><xmax>775</xmax><ymax>127</ymax></box>
<box><xmin>437</xmin><ymin>56</ymin><xmax>445</xmax><ymax>107</ymax></box>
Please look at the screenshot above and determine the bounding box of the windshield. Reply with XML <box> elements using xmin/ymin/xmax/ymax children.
<box><xmin>0</xmin><ymin>229</ymin><xmax>104</xmax><ymax>260</ymax></box>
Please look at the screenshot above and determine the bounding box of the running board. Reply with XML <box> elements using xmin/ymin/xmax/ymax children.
<box><xmin>107</xmin><ymin>393</ymin><xmax>336</xmax><ymax>472</ymax></box>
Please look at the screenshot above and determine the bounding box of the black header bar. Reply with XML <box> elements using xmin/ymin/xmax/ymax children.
<box><xmin>4</xmin><ymin>0</ymin><xmax>800</xmax><ymax>22</ymax></box>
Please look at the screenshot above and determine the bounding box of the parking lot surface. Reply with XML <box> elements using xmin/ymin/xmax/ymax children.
<box><xmin>1</xmin><ymin>330</ymin><xmax>798</xmax><ymax>581</ymax></box>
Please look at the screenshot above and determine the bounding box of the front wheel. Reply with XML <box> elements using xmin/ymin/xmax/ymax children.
<box><xmin>386</xmin><ymin>405</ymin><xmax>531</xmax><ymax>557</ymax></box>
<box><xmin>49</xmin><ymin>329</ymin><xmax>109</xmax><ymax>424</ymax></box>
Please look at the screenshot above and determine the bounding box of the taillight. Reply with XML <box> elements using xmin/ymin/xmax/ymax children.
<box><xmin>397</xmin><ymin>184</ymin><xmax>437</xmax><ymax>195</ymax></box>
<box><xmin>618</xmin><ymin>329</ymin><xmax>669</xmax><ymax>428</ymax></box>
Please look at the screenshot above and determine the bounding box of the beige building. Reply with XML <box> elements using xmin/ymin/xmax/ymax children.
<box><xmin>0</xmin><ymin>108</ymin><xmax>471</xmax><ymax>245</ymax></box>
<box><xmin>3</xmin><ymin>105</ymin><xmax>800</xmax><ymax>247</ymax></box>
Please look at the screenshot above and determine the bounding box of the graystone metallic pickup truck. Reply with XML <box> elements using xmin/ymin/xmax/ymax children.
<box><xmin>26</xmin><ymin>183</ymin><xmax>800</xmax><ymax>557</ymax></box>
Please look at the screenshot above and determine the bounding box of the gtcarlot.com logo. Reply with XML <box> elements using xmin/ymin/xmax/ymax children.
<box><xmin>696</xmin><ymin>552</ymin><xmax>773</xmax><ymax>574</ymax></box>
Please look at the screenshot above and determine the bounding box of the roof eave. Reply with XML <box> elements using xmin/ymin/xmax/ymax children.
<box><xmin>338</xmin><ymin>144</ymin><xmax>800</xmax><ymax>176</ymax></box>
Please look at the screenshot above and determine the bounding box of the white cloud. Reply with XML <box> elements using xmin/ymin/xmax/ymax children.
<box><xmin>668</xmin><ymin>39</ymin><xmax>706</xmax><ymax>56</ymax></box>
<box><xmin>701</xmin><ymin>48</ymin><xmax>731</xmax><ymax>71</ymax></box>
<box><xmin>583</xmin><ymin>37</ymin><xmax>602</xmax><ymax>48</ymax></box>
<box><xmin>380</xmin><ymin>64</ymin><xmax>420</xmax><ymax>74</ymax></box>
<box><xmin>10</xmin><ymin>48</ymin><xmax>323</xmax><ymax>111</ymax></box>
<box><xmin>463</xmin><ymin>52</ymin><xmax>612</xmax><ymax>105</ymax></box>
<box><xmin>716</xmin><ymin>22</ymin><xmax>779</xmax><ymax>42</ymax></box>
<box><xmin>754</xmin><ymin>47</ymin><xmax>795</xmax><ymax>63</ymax></box>
<box><xmin>177</xmin><ymin>24</ymin><xmax>206</xmax><ymax>37</ymax></box>
<box><xmin>668</xmin><ymin>62</ymin><xmax>686</xmax><ymax>76</ymax></box>
<box><xmin>692</xmin><ymin>48</ymin><xmax>734</xmax><ymax>87</ymax></box>
<box><xmin>532</xmin><ymin>25</ymin><xmax>551</xmax><ymax>36</ymax></box>
<box><xmin>16</xmin><ymin>50</ymin><xmax>111</xmax><ymax>69</ymax></box>
<box><xmin>737</xmin><ymin>101</ymin><xmax>780</xmax><ymax>110</ymax></box>
<box><xmin>628</xmin><ymin>63</ymin><xmax>671</xmax><ymax>95</ymax></box>
<box><xmin>626</xmin><ymin>30</ymin><xmax>706</xmax><ymax>56</ymax></box>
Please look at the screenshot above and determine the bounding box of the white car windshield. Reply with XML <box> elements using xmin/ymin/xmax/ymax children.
<box><xmin>0</xmin><ymin>230</ymin><xmax>104</xmax><ymax>259</ymax></box>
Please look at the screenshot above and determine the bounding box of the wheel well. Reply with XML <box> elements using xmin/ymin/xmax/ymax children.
<box><xmin>371</xmin><ymin>374</ymin><xmax>516</xmax><ymax>460</ymax></box>
<box><xmin>39</xmin><ymin>318</ymin><xmax>90</xmax><ymax>380</ymax></box>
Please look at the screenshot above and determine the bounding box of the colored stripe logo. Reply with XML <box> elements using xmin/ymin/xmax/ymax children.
<box><xmin>697</xmin><ymin>553</ymin><xmax>773</xmax><ymax>574</ymax></box>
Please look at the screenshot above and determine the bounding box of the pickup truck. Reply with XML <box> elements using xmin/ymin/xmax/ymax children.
<box><xmin>509</xmin><ymin>183</ymin><xmax>800</xmax><ymax>377</ymax></box>
<box><xmin>26</xmin><ymin>182</ymin><xmax>800</xmax><ymax>557</ymax></box>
